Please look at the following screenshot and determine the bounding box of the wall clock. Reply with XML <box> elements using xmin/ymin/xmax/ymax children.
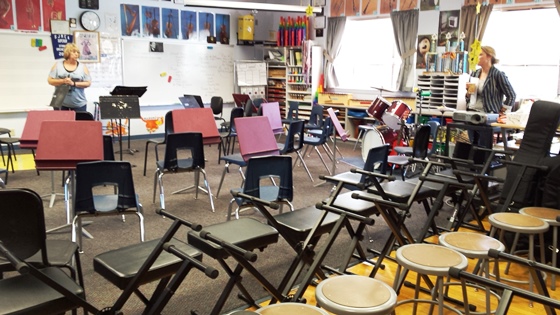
<box><xmin>80</xmin><ymin>11</ymin><xmax>100</xmax><ymax>31</ymax></box>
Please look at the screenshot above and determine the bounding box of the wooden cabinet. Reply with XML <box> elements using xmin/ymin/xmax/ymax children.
<box><xmin>266</xmin><ymin>63</ymin><xmax>286</xmax><ymax>105</ymax></box>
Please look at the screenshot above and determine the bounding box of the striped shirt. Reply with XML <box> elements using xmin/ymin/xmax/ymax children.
<box><xmin>471</xmin><ymin>66</ymin><xmax>516</xmax><ymax>114</ymax></box>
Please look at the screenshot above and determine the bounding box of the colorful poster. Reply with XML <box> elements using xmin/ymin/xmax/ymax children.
<box><xmin>0</xmin><ymin>0</ymin><xmax>15</xmax><ymax>29</ymax></box>
<box><xmin>51</xmin><ymin>33</ymin><xmax>73</xmax><ymax>59</ymax></box>
<box><xmin>15</xmin><ymin>0</ymin><xmax>41</xmax><ymax>31</ymax></box>
<box><xmin>162</xmin><ymin>8</ymin><xmax>179</xmax><ymax>39</ymax></box>
<box><xmin>181</xmin><ymin>10</ymin><xmax>197</xmax><ymax>40</ymax></box>
<box><xmin>379</xmin><ymin>0</ymin><xmax>396</xmax><ymax>14</ymax></box>
<box><xmin>438</xmin><ymin>10</ymin><xmax>460</xmax><ymax>47</ymax></box>
<box><xmin>216</xmin><ymin>13</ymin><xmax>229</xmax><ymax>44</ymax></box>
<box><xmin>400</xmin><ymin>0</ymin><xmax>418</xmax><ymax>10</ymax></box>
<box><xmin>121</xmin><ymin>4</ymin><xmax>140</xmax><ymax>37</ymax></box>
<box><xmin>142</xmin><ymin>6</ymin><xmax>160</xmax><ymax>38</ymax></box>
<box><xmin>331</xmin><ymin>0</ymin><xmax>345</xmax><ymax>17</ymax></box>
<box><xmin>42</xmin><ymin>0</ymin><xmax>65</xmax><ymax>32</ymax></box>
<box><xmin>346</xmin><ymin>0</ymin><xmax>360</xmax><ymax>16</ymax></box>
<box><xmin>361</xmin><ymin>0</ymin><xmax>377</xmax><ymax>15</ymax></box>
<box><xmin>416</xmin><ymin>34</ymin><xmax>431</xmax><ymax>69</ymax></box>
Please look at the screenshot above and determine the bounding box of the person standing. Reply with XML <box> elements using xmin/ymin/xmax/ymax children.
<box><xmin>47</xmin><ymin>43</ymin><xmax>91</xmax><ymax>112</ymax></box>
<box><xmin>466</xmin><ymin>46</ymin><xmax>516</xmax><ymax>115</ymax></box>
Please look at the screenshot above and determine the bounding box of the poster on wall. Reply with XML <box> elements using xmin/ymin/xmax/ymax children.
<box><xmin>181</xmin><ymin>10</ymin><xmax>197</xmax><ymax>40</ymax></box>
<box><xmin>120</xmin><ymin>4</ymin><xmax>140</xmax><ymax>36</ymax></box>
<box><xmin>142</xmin><ymin>6</ymin><xmax>160</xmax><ymax>38</ymax></box>
<box><xmin>42</xmin><ymin>0</ymin><xmax>65</xmax><ymax>32</ymax></box>
<box><xmin>330</xmin><ymin>0</ymin><xmax>344</xmax><ymax>17</ymax></box>
<box><xmin>0</xmin><ymin>0</ymin><xmax>15</xmax><ymax>29</ymax></box>
<box><xmin>438</xmin><ymin>10</ymin><xmax>460</xmax><ymax>47</ymax></box>
<box><xmin>216</xmin><ymin>13</ymin><xmax>229</xmax><ymax>44</ymax></box>
<box><xmin>346</xmin><ymin>0</ymin><xmax>360</xmax><ymax>16</ymax></box>
<box><xmin>361</xmin><ymin>0</ymin><xmax>377</xmax><ymax>15</ymax></box>
<box><xmin>420</xmin><ymin>0</ymin><xmax>439</xmax><ymax>11</ymax></box>
<box><xmin>15</xmin><ymin>0</ymin><xmax>41</xmax><ymax>31</ymax></box>
<box><xmin>379</xmin><ymin>0</ymin><xmax>396</xmax><ymax>14</ymax></box>
<box><xmin>198</xmin><ymin>12</ymin><xmax>214</xmax><ymax>41</ymax></box>
<box><xmin>416</xmin><ymin>34</ymin><xmax>431</xmax><ymax>69</ymax></box>
<box><xmin>400</xmin><ymin>0</ymin><xmax>418</xmax><ymax>10</ymax></box>
<box><xmin>162</xmin><ymin>8</ymin><xmax>179</xmax><ymax>39</ymax></box>
<box><xmin>51</xmin><ymin>33</ymin><xmax>73</xmax><ymax>59</ymax></box>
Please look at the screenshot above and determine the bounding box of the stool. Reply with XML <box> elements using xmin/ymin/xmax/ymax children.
<box><xmin>439</xmin><ymin>232</ymin><xmax>506</xmax><ymax>314</ymax></box>
<box><xmin>353</xmin><ymin>124</ymin><xmax>377</xmax><ymax>151</ymax></box>
<box><xmin>394</xmin><ymin>243</ymin><xmax>469</xmax><ymax>315</ymax></box>
<box><xmin>519</xmin><ymin>207</ymin><xmax>560</xmax><ymax>290</ymax></box>
<box><xmin>487</xmin><ymin>212</ymin><xmax>549</xmax><ymax>298</ymax></box>
<box><xmin>228</xmin><ymin>311</ymin><xmax>259</xmax><ymax>314</ymax></box>
<box><xmin>255</xmin><ymin>302</ymin><xmax>329</xmax><ymax>315</ymax></box>
<box><xmin>315</xmin><ymin>275</ymin><xmax>396</xmax><ymax>315</ymax></box>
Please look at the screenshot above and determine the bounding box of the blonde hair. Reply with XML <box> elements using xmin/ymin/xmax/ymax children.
<box><xmin>63</xmin><ymin>43</ymin><xmax>80</xmax><ymax>60</ymax></box>
<box><xmin>481</xmin><ymin>46</ymin><xmax>499</xmax><ymax>65</ymax></box>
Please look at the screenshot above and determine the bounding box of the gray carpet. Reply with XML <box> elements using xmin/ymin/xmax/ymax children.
<box><xmin>5</xmin><ymin>136</ymin><xmax>457</xmax><ymax>314</ymax></box>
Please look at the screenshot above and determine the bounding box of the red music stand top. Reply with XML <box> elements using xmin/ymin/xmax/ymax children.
<box><xmin>35</xmin><ymin>121</ymin><xmax>103</xmax><ymax>170</ymax></box>
<box><xmin>261</xmin><ymin>102</ymin><xmax>284</xmax><ymax>134</ymax></box>
<box><xmin>327</xmin><ymin>107</ymin><xmax>348</xmax><ymax>141</ymax></box>
<box><xmin>235</xmin><ymin>116</ymin><xmax>279</xmax><ymax>161</ymax></box>
<box><xmin>20</xmin><ymin>110</ymin><xmax>76</xmax><ymax>149</ymax></box>
<box><xmin>172</xmin><ymin>108</ymin><xmax>221</xmax><ymax>144</ymax></box>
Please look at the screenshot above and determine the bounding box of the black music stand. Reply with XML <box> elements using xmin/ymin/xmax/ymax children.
<box><xmin>109</xmin><ymin>86</ymin><xmax>146</xmax><ymax>156</ymax></box>
<box><xmin>98</xmin><ymin>94</ymin><xmax>142</xmax><ymax>161</ymax></box>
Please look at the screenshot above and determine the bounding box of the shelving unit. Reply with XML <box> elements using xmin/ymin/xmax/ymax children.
<box><xmin>266</xmin><ymin>63</ymin><xmax>286</xmax><ymax>105</ymax></box>
<box><xmin>417</xmin><ymin>73</ymin><xmax>469</xmax><ymax>111</ymax></box>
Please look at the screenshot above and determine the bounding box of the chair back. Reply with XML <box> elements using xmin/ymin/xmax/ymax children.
<box><xmin>74</xmin><ymin>161</ymin><xmax>138</xmax><ymax>214</ymax></box>
<box><xmin>103</xmin><ymin>135</ymin><xmax>115</xmax><ymax>161</ymax></box>
<box><xmin>0</xmin><ymin>188</ymin><xmax>48</xmax><ymax>263</ymax></box>
<box><xmin>286</xmin><ymin>101</ymin><xmax>299</xmax><ymax>121</ymax></box>
<box><xmin>360</xmin><ymin>144</ymin><xmax>390</xmax><ymax>185</ymax></box>
<box><xmin>426</xmin><ymin>120</ymin><xmax>440</xmax><ymax>156</ymax></box>
<box><xmin>228</xmin><ymin>107</ymin><xmax>245</xmax><ymax>134</ymax></box>
<box><xmin>244</xmin><ymin>99</ymin><xmax>254</xmax><ymax>117</ymax></box>
<box><xmin>164</xmin><ymin>110</ymin><xmax>174</xmax><ymax>136</ymax></box>
<box><xmin>306</xmin><ymin>104</ymin><xmax>324</xmax><ymax>128</ymax></box>
<box><xmin>163</xmin><ymin>132</ymin><xmax>205</xmax><ymax>171</ymax></box>
<box><xmin>210</xmin><ymin>96</ymin><xmax>224</xmax><ymax>117</ymax></box>
<box><xmin>411</xmin><ymin>125</ymin><xmax>431</xmax><ymax>159</ymax></box>
<box><xmin>280</xmin><ymin>120</ymin><xmax>305</xmax><ymax>155</ymax></box>
<box><xmin>75</xmin><ymin>111</ymin><xmax>94</xmax><ymax>121</ymax></box>
<box><xmin>244</xmin><ymin>155</ymin><xmax>293</xmax><ymax>201</ymax></box>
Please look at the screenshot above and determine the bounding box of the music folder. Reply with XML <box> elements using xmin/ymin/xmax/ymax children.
<box><xmin>49</xmin><ymin>85</ymin><xmax>70</xmax><ymax>108</ymax></box>
<box><xmin>179</xmin><ymin>95</ymin><xmax>202</xmax><ymax>108</ymax></box>
<box><xmin>98</xmin><ymin>95</ymin><xmax>141</xmax><ymax>120</ymax></box>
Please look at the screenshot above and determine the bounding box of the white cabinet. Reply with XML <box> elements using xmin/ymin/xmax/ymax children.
<box><xmin>417</xmin><ymin>73</ymin><xmax>469</xmax><ymax>111</ymax></box>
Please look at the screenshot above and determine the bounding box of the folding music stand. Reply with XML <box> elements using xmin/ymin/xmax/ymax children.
<box><xmin>99</xmin><ymin>94</ymin><xmax>141</xmax><ymax>161</ymax></box>
<box><xmin>183</xmin><ymin>94</ymin><xmax>204</xmax><ymax>107</ymax></box>
<box><xmin>235</xmin><ymin>116</ymin><xmax>280</xmax><ymax>161</ymax></box>
<box><xmin>109</xmin><ymin>86</ymin><xmax>146</xmax><ymax>157</ymax></box>
<box><xmin>172</xmin><ymin>108</ymin><xmax>222</xmax><ymax>145</ymax></box>
<box><xmin>232</xmin><ymin>93</ymin><xmax>250</xmax><ymax>108</ymax></box>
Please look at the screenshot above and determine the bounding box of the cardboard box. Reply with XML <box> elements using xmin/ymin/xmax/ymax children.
<box><xmin>268</xmin><ymin>68</ymin><xmax>286</xmax><ymax>77</ymax></box>
<box><xmin>318</xmin><ymin>93</ymin><xmax>352</xmax><ymax>105</ymax></box>
<box><xmin>238</xmin><ymin>15</ymin><xmax>254</xmax><ymax>41</ymax></box>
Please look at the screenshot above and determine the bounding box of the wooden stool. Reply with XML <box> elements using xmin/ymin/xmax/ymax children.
<box><xmin>487</xmin><ymin>212</ymin><xmax>549</xmax><ymax>298</ymax></box>
<box><xmin>255</xmin><ymin>302</ymin><xmax>329</xmax><ymax>315</ymax></box>
<box><xmin>315</xmin><ymin>275</ymin><xmax>397</xmax><ymax>315</ymax></box>
<box><xmin>519</xmin><ymin>207</ymin><xmax>560</xmax><ymax>290</ymax></box>
<box><xmin>439</xmin><ymin>232</ymin><xmax>506</xmax><ymax>314</ymax></box>
<box><xmin>394</xmin><ymin>243</ymin><xmax>469</xmax><ymax>315</ymax></box>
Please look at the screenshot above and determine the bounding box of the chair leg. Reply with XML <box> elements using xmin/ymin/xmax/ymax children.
<box><xmin>216</xmin><ymin>162</ymin><xmax>230</xmax><ymax>198</ymax></box>
<box><xmin>314</xmin><ymin>146</ymin><xmax>332</xmax><ymax>175</ymax></box>
<box><xmin>353</xmin><ymin>129</ymin><xmax>364</xmax><ymax>151</ymax></box>
<box><xmin>136</xmin><ymin>211</ymin><xmax>145</xmax><ymax>242</ymax></box>
<box><xmin>199</xmin><ymin>168</ymin><xmax>215</xmax><ymax>212</ymax></box>
<box><xmin>294</xmin><ymin>151</ymin><xmax>313</xmax><ymax>182</ymax></box>
<box><xmin>143</xmin><ymin>142</ymin><xmax>151</xmax><ymax>176</ymax></box>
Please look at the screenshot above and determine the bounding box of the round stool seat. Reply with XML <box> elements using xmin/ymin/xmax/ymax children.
<box><xmin>396</xmin><ymin>243</ymin><xmax>468</xmax><ymax>277</ymax></box>
<box><xmin>315</xmin><ymin>275</ymin><xmax>397</xmax><ymax>315</ymax></box>
<box><xmin>439</xmin><ymin>232</ymin><xmax>506</xmax><ymax>259</ymax></box>
<box><xmin>519</xmin><ymin>207</ymin><xmax>560</xmax><ymax>226</ymax></box>
<box><xmin>256</xmin><ymin>302</ymin><xmax>329</xmax><ymax>315</ymax></box>
<box><xmin>488</xmin><ymin>212</ymin><xmax>549</xmax><ymax>234</ymax></box>
<box><xmin>228</xmin><ymin>311</ymin><xmax>259</xmax><ymax>315</ymax></box>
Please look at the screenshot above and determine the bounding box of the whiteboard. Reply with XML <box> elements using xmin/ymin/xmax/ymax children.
<box><xmin>121</xmin><ymin>39</ymin><xmax>234</xmax><ymax>105</ymax></box>
<box><xmin>236</xmin><ymin>61</ymin><xmax>267</xmax><ymax>86</ymax></box>
<box><xmin>0</xmin><ymin>32</ymin><xmax>56</xmax><ymax>113</ymax></box>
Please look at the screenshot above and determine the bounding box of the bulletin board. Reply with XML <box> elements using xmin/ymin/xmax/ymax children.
<box><xmin>121</xmin><ymin>38</ymin><xmax>234</xmax><ymax>105</ymax></box>
<box><xmin>0</xmin><ymin>32</ymin><xmax>56</xmax><ymax>112</ymax></box>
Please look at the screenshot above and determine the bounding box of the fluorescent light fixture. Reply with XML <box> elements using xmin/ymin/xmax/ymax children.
<box><xmin>183</xmin><ymin>0</ymin><xmax>322</xmax><ymax>13</ymax></box>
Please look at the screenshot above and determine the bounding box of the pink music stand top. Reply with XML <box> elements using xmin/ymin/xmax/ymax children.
<box><xmin>235</xmin><ymin>116</ymin><xmax>279</xmax><ymax>161</ymax></box>
<box><xmin>20</xmin><ymin>110</ymin><xmax>76</xmax><ymax>148</ymax></box>
<box><xmin>172</xmin><ymin>108</ymin><xmax>221</xmax><ymax>144</ymax></box>
<box><xmin>35</xmin><ymin>121</ymin><xmax>103</xmax><ymax>170</ymax></box>
<box><xmin>327</xmin><ymin>107</ymin><xmax>349</xmax><ymax>141</ymax></box>
<box><xmin>261</xmin><ymin>102</ymin><xmax>284</xmax><ymax>135</ymax></box>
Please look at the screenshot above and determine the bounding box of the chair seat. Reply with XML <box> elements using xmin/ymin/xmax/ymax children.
<box><xmin>274</xmin><ymin>206</ymin><xmax>340</xmax><ymax>242</ymax></box>
<box><xmin>220</xmin><ymin>153</ymin><xmax>246</xmax><ymax>166</ymax></box>
<box><xmin>368</xmin><ymin>180</ymin><xmax>435</xmax><ymax>203</ymax></box>
<box><xmin>156</xmin><ymin>158</ymin><xmax>194</xmax><ymax>171</ymax></box>
<box><xmin>396</xmin><ymin>243</ymin><xmax>468</xmax><ymax>277</ymax></box>
<box><xmin>256</xmin><ymin>302</ymin><xmax>329</xmax><ymax>314</ymax></box>
<box><xmin>0</xmin><ymin>267</ymin><xmax>84</xmax><ymax>315</ymax></box>
<box><xmin>393</xmin><ymin>146</ymin><xmax>412</xmax><ymax>155</ymax></box>
<box><xmin>439</xmin><ymin>232</ymin><xmax>506</xmax><ymax>259</ymax></box>
<box><xmin>387</xmin><ymin>155</ymin><xmax>409</xmax><ymax>165</ymax></box>
<box><xmin>488</xmin><ymin>212</ymin><xmax>549</xmax><ymax>234</ymax></box>
<box><xmin>330</xmin><ymin>191</ymin><xmax>378</xmax><ymax>216</ymax></box>
<box><xmin>94</xmin><ymin>238</ymin><xmax>201</xmax><ymax>289</ymax></box>
<box><xmin>187</xmin><ymin>218</ymin><xmax>279</xmax><ymax>259</ymax></box>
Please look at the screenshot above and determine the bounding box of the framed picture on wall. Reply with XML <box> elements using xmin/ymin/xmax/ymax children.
<box><xmin>74</xmin><ymin>31</ymin><xmax>100</xmax><ymax>63</ymax></box>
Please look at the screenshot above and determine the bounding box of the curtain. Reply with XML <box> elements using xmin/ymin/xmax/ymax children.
<box><xmin>324</xmin><ymin>17</ymin><xmax>346</xmax><ymax>89</ymax></box>
<box><xmin>390</xmin><ymin>9</ymin><xmax>418</xmax><ymax>92</ymax></box>
<box><xmin>556</xmin><ymin>0</ymin><xmax>560</xmax><ymax>16</ymax></box>
<box><xmin>459</xmin><ymin>4</ymin><xmax>493</xmax><ymax>50</ymax></box>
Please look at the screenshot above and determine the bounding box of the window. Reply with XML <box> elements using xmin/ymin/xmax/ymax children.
<box><xmin>333</xmin><ymin>18</ymin><xmax>401</xmax><ymax>91</ymax></box>
<box><xmin>482</xmin><ymin>8</ymin><xmax>560</xmax><ymax>99</ymax></box>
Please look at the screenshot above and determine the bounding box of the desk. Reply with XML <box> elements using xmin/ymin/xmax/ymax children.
<box><xmin>35</xmin><ymin>121</ymin><xmax>103</xmax><ymax>234</ymax></box>
<box><xmin>20</xmin><ymin>110</ymin><xmax>76</xmax><ymax>207</ymax></box>
<box><xmin>172</xmin><ymin>108</ymin><xmax>222</xmax><ymax>145</ymax></box>
<box><xmin>235</xmin><ymin>116</ymin><xmax>279</xmax><ymax>161</ymax></box>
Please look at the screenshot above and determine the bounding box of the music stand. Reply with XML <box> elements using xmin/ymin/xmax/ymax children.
<box><xmin>232</xmin><ymin>93</ymin><xmax>250</xmax><ymax>108</ymax></box>
<box><xmin>98</xmin><ymin>95</ymin><xmax>141</xmax><ymax>161</ymax></box>
<box><xmin>108</xmin><ymin>86</ymin><xmax>146</xmax><ymax>157</ymax></box>
<box><xmin>183</xmin><ymin>94</ymin><xmax>204</xmax><ymax>108</ymax></box>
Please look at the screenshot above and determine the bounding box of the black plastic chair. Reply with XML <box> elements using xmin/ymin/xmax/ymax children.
<box><xmin>103</xmin><ymin>135</ymin><xmax>115</xmax><ymax>161</ymax></box>
<box><xmin>73</xmin><ymin>161</ymin><xmax>145</xmax><ymax>251</ymax></box>
<box><xmin>153</xmin><ymin>132</ymin><xmax>214</xmax><ymax>211</ymax></box>
<box><xmin>281</xmin><ymin>101</ymin><xmax>300</xmax><ymax>125</ymax></box>
<box><xmin>143</xmin><ymin>111</ymin><xmax>174</xmax><ymax>176</ymax></box>
<box><xmin>227</xmin><ymin>155</ymin><xmax>295</xmax><ymax>220</ymax></box>
<box><xmin>75</xmin><ymin>111</ymin><xmax>94</xmax><ymax>121</ymax></box>
<box><xmin>219</xmin><ymin>107</ymin><xmax>244</xmax><ymax>160</ymax></box>
<box><xmin>0</xmin><ymin>188</ymin><xmax>88</xmax><ymax>315</ymax></box>
<box><xmin>210</xmin><ymin>96</ymin><xmax>226</xmax><ymax>128</ymax></box>
<box><xmin>387</xmin><ymin>124</ymin><xmax>431</xmax><ymax>180</ymax></box>
<box><xmin>295</xmin><ymin>116</ymin><xmax>333</xmax><ymax>181</ymax></box>
<box><xmin>304</xmin><ymin>104</ymin><xmax>324</xmax><ymax>131</ymax></box>
<box><xmin>243</xmin><ymin>98</ymin><xmax>255</xmax><ymax>117</ymax></box>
